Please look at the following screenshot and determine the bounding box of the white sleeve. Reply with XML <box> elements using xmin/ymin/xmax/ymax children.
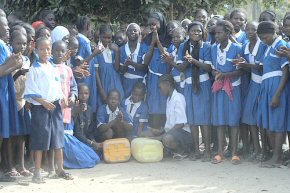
<box><xmin>24</xmin><ymin>66</ymin><xmax>42</xmax><ymax>103</ymax></box>
<box><xmin>173</xmin><ymin>95</ymin><xmax>187</xmax><ymax>125</ymax></box>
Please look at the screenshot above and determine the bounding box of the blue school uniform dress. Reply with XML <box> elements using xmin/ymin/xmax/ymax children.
<box><xmin>241</xmin><ymin>39</ymin><xmax>266</xmax><ymax>125</ymax></box>
<box><xmin>97</xmin><ymin>104</ymin><xmax>132</xmax><ymax>128</ymax></box>
<box><xmin>168</xmin><ymin>44</ymin><xmax>185</xmax><ymax>93</ymax></box>
<box><xmin>24</xmin><ymin>61</ymin><xmax>64</xmax><ymax>150</ymax></box>
<box><xmin>0</xmin><ymin>39</ymin><xmax>19</xmax><ymax>138</ymax></box>
<box><xmin>13</xmin><ymin>56</ymin><xmax>31</xmax><ymax>136</ymax></box>
<box><xmin>90</xmin><ymin>48</ymin><xmax>124</xmax><ymax>107</ymax></box>
<box><xmin>120</xmin><ymin>42</ymin><xmax>147</xmax><ymax>98</ymax></box>
<box><xmin>122</xmin><ymin>97</ymin><xmax>148</xmax><ymax>137</ymax></box>
<box><xmin>258</xmin><ymin>36</ymin><xmax>289</xmax><ymax>132</ymax></box>
<box><xmin>234</xmin><ymin>30</ymin><xmax>249</xmax><ymax>45</ymax></box>
<box><xmin>63</xmin><ymin>122</ymin><xmax>100</xmax><ymax>169</ymax></box>
<box><xmin>146</xmin><ymin>46</ymin><xmax>170</xmax><ymax>114</ymax></box>
<box><xmin>177</xmin><ymin>42</ymin><xmax>212</xmax><ymax>125</ymax></box>
<box><xmin>211</xmin><ymin>40</ymin><xmax>242</xmax><ymax>127</ymax></box>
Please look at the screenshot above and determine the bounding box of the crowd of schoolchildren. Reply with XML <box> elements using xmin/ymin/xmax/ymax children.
<box><xmin>1</xmin><ymin>6</ymin><xmax>290</xmax><ymax>184</ymax></box>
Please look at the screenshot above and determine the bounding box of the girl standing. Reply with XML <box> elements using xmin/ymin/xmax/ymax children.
<box><xmin>177</xmin><ymin>22</ymin><xmax>212</xmax><ymax>161</ymax></box>
<box><xmin>119</xmin><ymin>23</ymin><xmax>148</xmax><ymax>98</ymax></box>
<box><xmin>211</xmin><ymin>20</ymin><xmax>243</xmax><ymax>165</ymax></box>
<box><xmin>143</xmin><ymin>12</ymin><xmax>171</xmax><ymax>129</ymax></box>
<box><xmin>91</xmin><ymin>24</ymin><xmax>124</xmax><ymax>106</ymax></box>
<box><xmin>257</xmin><ymin>21</ymin><xmax>289</xmax><ymax>168</ymax></box>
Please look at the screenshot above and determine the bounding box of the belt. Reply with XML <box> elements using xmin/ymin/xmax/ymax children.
<box><xmin>262</xmin><ymin>71</ymin><xmax>282</xmax><ymax>80</ymax></box>
<box><xmin>232</xmin><ymin>78</ymin><xmax>241</xmax><ymax>87</ymax></box>
<box><xmin>251</xmin><ymin>72</ymin><xmax>262</xmax><ymax>84</ymax></box>
<box><xmin>149</xmin><ymin>68</ymin><xmax>163</xmax><ymax>76</ymax></box>
<box><xmin>123</xmin><ymin>72</ymin><xmax>145</xmax><ymax>79</ymax></box>
<box><xmin>184</xmin><ymin>73</ymin><xmax>210</xmax><ymax>84</ymax></box>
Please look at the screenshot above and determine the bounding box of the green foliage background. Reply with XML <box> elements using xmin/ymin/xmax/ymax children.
<box><xmin>0</xmin><ymin>0</ymin><xmax>288</xmax><ymax>26</ymax></box>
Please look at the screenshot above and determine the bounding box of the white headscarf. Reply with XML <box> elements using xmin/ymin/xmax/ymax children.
<box><xmin>126</xmin><ymin>23</ymin><xmax>141</xmax><ymax>35</ymax></box>
<box><xmin>51</xmin><ymin>26</ymin><xmax>69</xmax><ymax>43</ymax></box>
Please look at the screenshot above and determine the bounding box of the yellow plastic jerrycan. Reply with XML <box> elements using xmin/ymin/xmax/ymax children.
<box><xmin>131</xmin><ymin>138</ymin><xmax>163</xmax><ymax>163</ymax></box>
<box><xmin>103</xmin><ymin>138</ymin><xmax>131</xmax><ymax>163</ymax></box>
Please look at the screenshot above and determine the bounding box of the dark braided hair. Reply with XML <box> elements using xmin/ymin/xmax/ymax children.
<box><xmin>229</xmin><ymin>8</ymin><xmax>247</xmax><ymax>19</ymax></box>
<box><xmin>158</xmin><ymin>74</ymin><xmax>176</xmax><ymax>89</ymax></box>
<box><xmin>216</xmin><ymin>20</ymin><xmax>234</xmax><ymax>36</ymax></box>
<box><xmin>182</xmin><ymin>21</ymin><xmax>204</xmax><ymax>93</ymax></box>
<box><xmin>259</xmin><ymin>10</ymin><xmax>276</xmax><ymax>22</ymax></box>
<box><xmin>75</xmin><ymin>16</ymin><xmax>91</xmax><ymax>32</ymax></box>
<box><xmin>99</xmin><ymin>24</ymin><xmax>113</xmax><ymax>36</ymax></box>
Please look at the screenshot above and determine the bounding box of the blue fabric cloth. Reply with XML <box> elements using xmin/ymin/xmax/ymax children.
<box><xmin>241</xmin><ymin>40</ymin><xmax>267</xmax><ymax>125</ymax></box>
<box><xmin>16</xmin><ymin>107</ymin><xmax>31</xmax><ymax>136</ymax></box>
<box><xmin>257</xmin><ymin>37</ymin><xmax>289</xmax><ymax>132</ymax></box>
<box><xmin>120</xmin><ymin>43</ymin><xmax>148</xmax><ymax>98</ymax></box>
<box><xmin>121</xmin><ymin>97</ymin><xmax>148</xmax><ymax>137</ymax></box>
<box><xmin>63</xmin><ymin>122</ymin><xmax>100</xmax><ymax>169</ymax></box>
<box><xmin>90</xmin><ymin>51</ymin><xmax>124</xmax><ymax>107</ymax></box>
<box><xmin>0</xmin><ymin>40</ymin><xmax>19</xmax><ymax>138</ymax></box>
<box><xmin>146</xmin><ymin>45</ymin><xmax>170</xmax><ymax>114</ymax></box>
<box><xmin>211</xmin><ymin>41</ymin><xmax>242</xmax><ymax>126</ymax></box>
<box><xmin>235</xmin><ymin>31</ymin><xmax>249</xmax><ymax>45</ymax></box>
<box><xmin>177</xmin><ymin>42</ymin><xmax>212</xmax><ymax>125</ymax></box>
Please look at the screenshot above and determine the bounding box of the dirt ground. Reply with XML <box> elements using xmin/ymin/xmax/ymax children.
<box><xmin>0</xmin><ymin>157</ymin><xmax>289</xmax><ymax>193</ymax></box>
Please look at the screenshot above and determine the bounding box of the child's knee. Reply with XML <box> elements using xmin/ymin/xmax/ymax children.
<box><xmin>162</xmin><ymin>134</ymin><xmax>177</xmax><ymax>149</ymax></box>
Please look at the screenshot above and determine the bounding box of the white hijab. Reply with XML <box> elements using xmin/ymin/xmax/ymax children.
<box><xmin>51</xmin><ymin>26</ymin><xmax>69</xmax><ymax>43</ymax></box>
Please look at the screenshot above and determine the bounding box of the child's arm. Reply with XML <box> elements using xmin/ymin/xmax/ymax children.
<box><xmin>0</xmin><ymin>53</ymin><xmax>23</xmax><ymax>77</ymax></box>
<box><xmin>144</xmin><ymin>29</ymin><xmax>158</xmax><ymax>66</ymax></box>
<box><xmin>95</xmin><ymin>66</ymin><xmax>107</xmax><ymax>102</ymax></box>
<box><xmin>68</xmin><ymin>75</ymin><xmax>78</xmax><ymax>106</ymax></box>
<box><xmin>32</xmin><ymin>97</ymin><xmax>56</xmax><ymax>111</ymax></box>
<box><xmin>85</xmin><ymin>44</ymin><xmax>105</xmax><ymax>64</ymax></box>
<box><xmin>215</xmin><ymin>69</ymin><xmax>243</xmax><ymax>81</ymax></box>
<box><xmin>270</xmin><ymin>64</ymin><xmax>289</xmax><ymax>107</ymax></box>
<box><xmin>110</xmin><ymin>43</ymin><xmax>120</xmax><ymax>71</ymax></box>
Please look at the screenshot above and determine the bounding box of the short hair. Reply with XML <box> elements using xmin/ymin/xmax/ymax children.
<box><xmin>257</xmin><ymin>21</ymin><xmax>277</xmax><ymax>35</ymax></box>
<box><xmin>99</xmin><ymin>24</ymin><xmax>113</xmax><ymax>36</ymax></box>
<box><xmin>132</xmin><ymin>82</ymin><xmax>146</xmax><ymax>95</ymax></box>
<box><xmin>35</xmin><ymin>37</ymin><xmax>51</xmax><ymax>49</ymax></box>
<box><xmin>78</xmin><ymin>83</ymin><xmax>89</xmax><ymax>92</ymax></box>
<box><xmin>158</xmin><ymin>74</ymin><xmax>175</xmax><ymax>88</ymax></box>
<box><xmin>107</xmin><ymin>89</ymin><xmax>121</xmax><ymax>100</ymax></box>
<box><xmin>216</xmin><ymin>20</ymin><xmax>234</xmax><ymax>35</ymax></box>
<box><xmin>188</xmin><ymin>21</ymin><xmax>205</xmax><ymax>38</ymax></box>
<box><xmin>52</xmin><ymin>40</ymin><xmax>67</xmax><ymax>50</ymax></box>
<box><xmin>259</xmin><ymin>10</ymin><xmax>276</xmax><ymax>22</ymax></box>
<box><xmin>75</xmin><ymin>16</ymin><xmax>91</xmax><ymax>32</ymax></box>
<box><xmin>230</xmin><ymin>8</ymin><xmax>247</xmax><ymax>19</ymax></box>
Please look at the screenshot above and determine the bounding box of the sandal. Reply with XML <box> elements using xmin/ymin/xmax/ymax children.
<box><xmin>48</xmin><ymin>171</ymin><xmax>59</xmax><ymax>179</ymax></box>
<box><xmin>19</xmin><ymin>169</ymin><xmax>33</xmax><ymax>177</ymax></box>
<box><xmin>189</xmin><ymin>153</ymin><xmax>201</xmax><ymax>161</ymax></box>
<box><xmin>231</xmin><ymin>155</ymin><xmax>241</xmax><ymax>165</ymax></box>
<box><xmin>172</xmin><ymin>153</ymin><xmax>188</xmax><ymax>161</ymax></box>
<box><xmin>57</xmin><ymin>170</ymin><xmax>74</xmax><ymax>180</ymax></box>
<box><xmin>212</xmin><ymin>154</ymin><xmax>223</xmax><ymax>164</ymax></box>
<box><xmin>32</xmin><ymin>176</ymin><xmax>45</xmax><ymax>184</ymax></box>
<box><xmin>4</xmin><ymin>170</ymin><xmax>21</xmax><ymax>178</ymax></box>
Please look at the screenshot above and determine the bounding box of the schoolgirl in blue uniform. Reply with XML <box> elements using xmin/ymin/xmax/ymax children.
<box><xmin>176</xmin><ymin>22</ymin><xmax>212</xmax><ymax>161</ymax></box>
<box><xmin>143</xmin><ymin>12</ymin><xmax>171</xmax><ymax>129</ymax></box>
<box><xmin>0</xmin><ymin>16</ymin><xmax>23</xmax><ymax>179</ymax></box>
<box><xmin>24</xmin><ymin>37</ymin><xmax>73</xmax><ymax>183</ymax></box>
<box><xmin>10</xmin><ymin>30</ymin><xmax>33</xmax><ymax>177</ymax></box>
<box><xmin>122</xmin><ymin>82</ymin><xmax>148</xmax><ymax>138</ymax></box>
<box><xmin>257</xmin><ymin>21</ymin><xmax>289</xmax><ymax>168</ymax></box>
<box><xmin>96</xmin><ymin>89</ymin><xmax>133</xmax><ymax>141</ymax></box>
<box><xmin>90</xmin><ymin>24</ymin><xmax>124</xmax><ymax>107</ymax></box>
<box><xmin>163</xmin><ymin>27</ymin><xmax>186</xmax><ymax>93</ymax></box>
<box><xmin>211</xmin><ymin>20</ymin><xmax>243</xmax><ymax>165</ymax></box>
<box><xmin>229</xmin><ymin>9</ymin><xmax>248</xmax><ymax>45</ymax></box>
<box><xmin>119</xmin><ymin>23</ymin><xmax>148</xmax><ymax>98</ymax></box>
<box><xmin>237</xmin><ymin>22</ymin><xmax>267</xmax><ymax>161</ymax></box>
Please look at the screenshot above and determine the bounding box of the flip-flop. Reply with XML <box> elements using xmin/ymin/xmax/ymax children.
<box><xmin>173</xmin><ymin>153</ymin><xmax>188</xmax><ymax>161</ymax></box>
<box><xmin>231</xmin><ymin>155</ymin><xmax>241</xmax><ymax>165</ymax></box>
<box><xmin>19</xmin><ymin>170</ymin><xmax>33</xmax><ymax>177</ymax></box>
<box><xmin>47</xmin><ymin>171</ymin><xmax>59</xmax><ymax>179</ymax></box>
<box><xmin>57</xmin><ymin>171</ymin><xmax>74</xmax><ymax>180</ymax></box>
<box><xmin>4</xmin><ymin>170</ymin><xmax>21</xmax><ymax>178</ymax></box>
<box><xmin>212</xmin><ymin>154</ymin><xmax>223</xmax><ymax>164</ymax></box>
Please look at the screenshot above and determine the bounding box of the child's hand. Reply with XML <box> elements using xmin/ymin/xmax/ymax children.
<box><xmin>92</xmin><ymin>142</ymin><xmax>102</xmax><ymax>151</ymax></box>
<box><xmin>6</xmin><ymin>53</ymin><xmax>23</xmax><ymax>69</ymax></box>
<box><xmin>61</xmin><ymin>98</ymin><xmax>69</xmax><ymax>107</ymax></box>
<box><xmin>68</xmin><ymin>96</ymin><xmax>76</xmax><ymax>107</ymax></box>
<box><xmin>109</xmin><ymin>43</ymin><xmax>119</xmax><ymax>52</ymax></box>
<box><xmin>215</xmin><ymin>72</ymin><xmax>225</xmax><ymax>81</ymax></box>
<box><xmin>151</xmin><ymin>26</ymin><xmax>158</xmax><ymax>45</ymax></box>
<box><xmin>25</xmin><ymin>102</ymin><xmax>32</xmax><ymax>112</ymax></box>
<box><xmin>116</xmin><ymin>111</ymin><xmax>123</xmax><ymax>122</ymax></box>
<box><xmin>80</xmin><ymin>102</ymin><xmax>87</xmax><ymax>112</ymax></box>
<box><xmin>62</xmin><ymin>50</ymin><xmax>72</xmax><ymax>62</ymax></box>
<box><xmin>124</xmin><ymin>56</ymin><xmax>133</xmax><ymax>66</ymax></box>
<box><xmin>275</xmin><ymin>46</ymin><xmax>290</xmax><ymax>59</ymax></box>
<box><xmin>161</xmin><ymin>53</ymin><xmax>174</xmax><ymax>65</ymax></box>
<box><xmin>42</xmin><ymin>100</ymin><xmax>56</xmax><ymax>111</ymax></box>
<box><xmin>270</xmin><ymin>94</ymin><xmax>280</xmax><ymax>108</ymax></box>
<box><xmin>93</xmin><ymin>43</ymin><xmax>105</xmax><ymax>56</ymax></box>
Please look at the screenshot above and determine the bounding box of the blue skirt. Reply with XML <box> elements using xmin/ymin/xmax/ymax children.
<box><xmin>242</xmin><ymin>81</ymin><xmax>261</xmax><ymax>126</ymax></box>
<box><xmin>287</xmin><ymin>82</ymin><xmax>290</xmax><ymax>132</ymax></box>
<box><xmin>191</xmin><ymin>80</ymin><xmax>212</xmax><ymax>125</ymax></box>
<box><xmin>14</xmin><ymin>107</ymin><xmax>31</xmax><ymax>136</ymax></box>
<box><xmin>0</xmin><ymin>75</ymin><xmax>19</xmax><ymax>138</ymax></box>
<box><xmin>63</xmin><ymin>134</ymin><xmax>100</xmax><ymax>169</ymax></box>
<box><xmin>146</xmin><ymin>73</ymin><xmax>166</xmax><ymax>114</ymax></box>
<box><xmin>212</xmin><ymin>85</ymin><xmax>241</xmax><ymax>127</ymax></box>
<box><xmin>258</xmin><ymin>77</ymin><xmax>288</xmax><ymax>132</ymax></box>
<box><xmin>184</xmin><ymin>83</ymin><xmax>194</xmax><ymax>125</ymax></box>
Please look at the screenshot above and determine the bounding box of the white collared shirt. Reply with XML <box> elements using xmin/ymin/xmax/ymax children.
<box><xmin>217</xmin><ymin>40</ymin><xmax>232</xmax><ymax>66</ymax></box>
<box><xmin>106</xmin><ymin>105</ymin><xmax>120</xmax><ymax>122</ymax></box>
<box><xmin>244</xmin><ymin>39</ymin><xmax>261</xmax><ymax>64</ymax></box>
<box><xmin>124</xmin><ymin>97</ymin><xmax>141</xmax><ymax>119</ymax></box>
<box><xmin>164</xmin><ymin>90</ymin><xmax>188</xmax><ymax>132</ymax></box>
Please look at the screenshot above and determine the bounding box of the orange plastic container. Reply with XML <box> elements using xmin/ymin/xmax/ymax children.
<box><xmin>103</xmin><ymin>138</ymin><xmax>131</xmax><ymax>163</ymax></box>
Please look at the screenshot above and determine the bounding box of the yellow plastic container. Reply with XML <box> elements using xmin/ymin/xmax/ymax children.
<box><xmin>103</xmin><ymin>138</ymin><xmax>131</xmax><ymax>163</ymax></box>
<box><xmin>131</xmin><ymin>138</ymin><xmax>163</xmax><ymax>163</ymax></box>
